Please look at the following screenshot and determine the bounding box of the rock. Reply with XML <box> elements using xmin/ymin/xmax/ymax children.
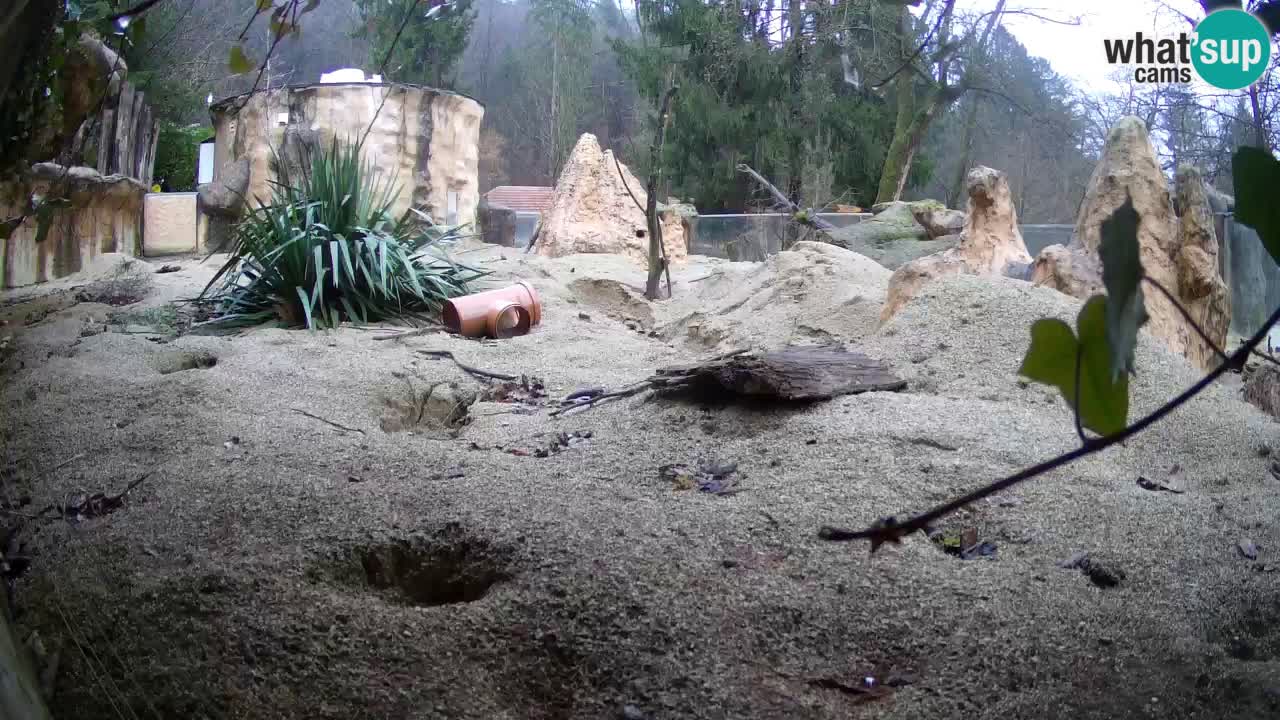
<box><xmin>1030</xmin><ymin>117</ymin><xmax>1231</xmax><ymax>371</ymax></box>
<box><xmin>209</xmin><ymin>85</ymin><xmax>482</xmax><ymax>229</ymax></box>
<box><xmin>621</xmin><ymin>704</ymin><xmax>646</xmax><ymax>720</ymax></box>
<box><xmin>880</xmin><ymin>167</ymin><xmax>1032</xmax><ymax>322</ymax></box>
<box><xmin>826</xmin><ymin>201</ymin><xmax>929</xmax><ymax>253</ymax></box>
<box><xmin>1083</xmin><ymin>558</ymin><xmax>1125</xmax><ymax>588</ymax></box>
<box><xmin>477</xmin><ymin>199</ymin><xmax>517</xmax><ymax>247</ymax></box>
<box><xmin>423</xmin><ymin>383</ymin><xmax>476</xmax><ymax>428</ymax></box>
<box><xmin>61</xmin><ymin>35</ymin><xmax>126</xmax><ymax>142</ymax></box>
<box><xmin>536</xmin><ymin>134</ymin><xmax>687</xmax><ymax>265</ymax></box>
<box><xmin>835</xmin><ymin>235</ymin><xmax>957</xmax><ymax>271</ymax></box>
<box><xmin>911</xmin><ymin>203</ymin><xmax>966</xmax><ymax>240</ymax></box>
<box><xmin>1174</xmin><ymin>165</ymin><xmax>1231</xmax><ymax>370</ymax></box>
<box><xmin>1238</xmin><ymin>539</ymin><xmax>1260</xmax><ymax>560</ymax></box>
<box><xmin>197</xmin><ymin>157</ymin><xmax>251</xmax><ymax>219</ymax></box>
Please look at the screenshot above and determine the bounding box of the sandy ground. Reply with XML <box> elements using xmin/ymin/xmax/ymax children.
<box><xmin>2</xmin><ymin>241</ymin><xmax>1279</xmax><ymax>719</ymax></box>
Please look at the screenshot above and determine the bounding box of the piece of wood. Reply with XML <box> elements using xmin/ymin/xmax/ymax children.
<box><xmin>663</xmin><ymin>347</ymin><xmax>906</xmax><ymax>401</ymax></box>
<box><xmin>735</xmin><ymin>164</ymin><xmax>838</xmax><ymax>233</ymax></box>
<box><xmin>553</xmin><ymin>346</ymin><xmax>904</xmax><ymax>414</ymax></box>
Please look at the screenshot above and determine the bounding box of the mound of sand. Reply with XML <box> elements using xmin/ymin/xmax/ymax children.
<box><xmin>3</xmin><ymin>242</ymin><xmax>1279</xmax><ymax>719</ymax></box>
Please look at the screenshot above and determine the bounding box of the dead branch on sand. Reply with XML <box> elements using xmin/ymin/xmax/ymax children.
<box><xmin>291</xmin><ymin>409</ymin><xmax>367</xmax><ymax>434</ymax></box>
<box><xmin>553</xmin><ymin>347</ymin><xmax>905</xmax><ymax>416</ymax></box>
<box><xmin>736</xmin><ymin>163</ymin><xmax>839</xmax><ymax>238</ymax></box>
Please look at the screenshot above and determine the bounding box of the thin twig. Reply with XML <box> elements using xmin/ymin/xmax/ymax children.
<box><xmin>549</xmin><ymin>383</ymin><xmax>653</xmax><ymax>416</ymax></box>
<box><xmin>1073</xmin><ymin>342</ymin><xmax>1088</xmax><ymax>445</ymax></box>
<box><xmin>104</xmin><ymin>0</ymin><xmax>166</xmax><ymax>22</ymax></box>
<box><xmin>818</xmin><ymin>300</ymin><xmax>1280</xmax><ymax>550</ymax></box>
<box><xmin>291</xmin><ymin>409</ymin><xmax>366</xmax><ymax>434</ymax></box>
<box><xmin>615</xmin><ymin>152</ymin><xmax>645</xmax><ymax>215</ymax></box>
<box><xmin>868</xmin><ymin>0</ymin><xmax>954</xmax><ymax>90</ymax></box>
<box><xmin>1141</xmin><ymin>275</ymin><xmax>1233</xmax><ymax>365</ymax></box>
<box><xmin>418</xmin><ymin>350</ymin><xmax>518</xmax><ymax>381</ymax></box>
<box><xmin>372</xmin><ymin>326</ymin><xmax>441</xmax><ymax>342</ymax></box>
<box><xmin>46</xmin><ymin>453</ymin><xmax>87</xmax><ymax>476</ymax></box>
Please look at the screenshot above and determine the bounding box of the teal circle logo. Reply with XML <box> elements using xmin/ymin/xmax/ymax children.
<box><xmin>1192</xmin><ymin>9</ymin><xmax>1272</xmax><ymax>90</ymax></box>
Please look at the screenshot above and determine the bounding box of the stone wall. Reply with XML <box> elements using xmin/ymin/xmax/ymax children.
<box><xmin>1</xmin><ymin>164</ymin><xmax>145</xmax><ymax>288</ymax></box>
<box><xmin>142</xmin><ymin>192</ymin><xmax>208</xmax><ymax>256</ymax></box>
<box><xmin>209</xmin><ymin>83</ymin><xmax>483</xmax><ymax>228</ymax></box>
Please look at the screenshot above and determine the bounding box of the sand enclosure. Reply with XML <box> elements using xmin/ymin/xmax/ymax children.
<box><xmin>2</xmin><ymin>241</ymin><xmax>1279</xmax><ymax>719</ymax></box>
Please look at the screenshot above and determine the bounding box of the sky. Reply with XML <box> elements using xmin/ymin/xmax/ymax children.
<box><xmin>942</xmin><ymin>0</ymin><xmax>1209</xmax><ymax>91</ymax></box>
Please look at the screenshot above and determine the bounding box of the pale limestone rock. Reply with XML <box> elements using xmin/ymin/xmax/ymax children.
<box><xmin>209</xmin><ymin>84</ymin><xmax>482</xmax><ymax>230</ymax></box>
<box><xmin>197</xmin><ymin>157</ymin><xmax>250</xmax><ymax>218</ymax></box>
<box><xmin>1175</xmin><ymin>164</ymin><xmax>1231</xmax><ymax>370</ymax></box>
<box><xmin>536</xmin><ymin>134</ymin><xmax>686</xmax><ymax>265</ymax></box>
<box><xmin>1029</xmin><ymin>117</ymin><xmax>1229</xmax><ymax>370</ymax></box>
<box><xmin>1</xmin><ymin>164</ymin><xmax>145</xmax><ymax>288</ymax></box>
<box><xmin>881</xmin><ymin>167</ymin><xmax>1031</xmax><ymax>322</ymax></box>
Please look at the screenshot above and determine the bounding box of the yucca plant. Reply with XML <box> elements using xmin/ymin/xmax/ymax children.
<box><xmin>198</xmin><ymin>137</ymin><xmax>488</xmax><ymax>329</ymax></box>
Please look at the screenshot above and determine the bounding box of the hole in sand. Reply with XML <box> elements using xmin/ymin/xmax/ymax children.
<box><xmin>1213</xmin><ymin>598</ymin><xmax>1280</xmax><ymax>662</ymax></box>
<box><xmin>353</xmin><ymin>533</ymin><xmax>511</xmax><ymax>607</ymax></box>
<box><xmin>156</xmin><ymin>351</ymin><xmax>218</xmax><ymax>374</ymax></box>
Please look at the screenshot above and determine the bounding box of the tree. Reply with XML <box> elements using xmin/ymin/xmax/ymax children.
<box><xmin>356</xmin><ymin>0</ymin><xmax>476</xmax><ymax>87</ymax></box>
<box><xmin>615</xmin><ymin>0</ymin><xmax>900</xmax><ymax>212</ymax></box>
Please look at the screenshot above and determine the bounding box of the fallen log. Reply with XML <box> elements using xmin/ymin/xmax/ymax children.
<box><xmin>735</xmin><ymin>164</ymin><xmax>838</xmax><ymax>235</ymax></box>
<box><xmin>553</xmin><ymin>346</ymin><xmax>905</xmax><ymax>415</ymax></box>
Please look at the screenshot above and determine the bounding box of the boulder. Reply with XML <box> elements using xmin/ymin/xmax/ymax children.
<box><xmin>881</xmin><ymin>166</ymin><xmax>1032</xmax><ymax>322</ymax></box>
<box><xmin>536</xmin><ymin>134</ymin><xmax>686</xmax><ymax>265</ymax></box>
<box><xmin>827</xmin><ymin>201</ymin><xmax>929</xmax><ymax>250</ymax></box>
<box><xmin>477</xmin><ymin>199</ymin><xmax>518</xmax><ymax>247</ymax></box>
<box><xmin>840</xmin><ymin>234</ymin><xmax>959</xmax><ymax>271</ymax></box>
<box><xmin>197</xmin><ymin>157</ymin><xmax>251</xmax><ymax>219</ymax></box>
<box><xmin>1174</xmin><ymin>165</ymin><xmax>1231</xmax><ymax>370</ymax></box>
<box><xmin>1030</xmin><ymin>117</ymin><xmax>1230</xmax><ymax>370</ymax></box>
<box><xmin>911</xmin><ymin>203</ymin><xmax>966</xmax><ymax>239</ymax></box>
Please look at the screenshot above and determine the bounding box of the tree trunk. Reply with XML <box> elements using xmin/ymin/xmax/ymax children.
<box><xmin>946</xmin><ymin>95</ymin><xmax>980</xmax><ymax>207</ymax></box>
<box><xmin>644</xmin><ymin>85</ymin><xmax>678</xmax><ymax>300</ymax></box>
<box><xmin>875</xmin><ymin>69</ymin><xmax>917</xmax><ymax>205</ymax></box>
<box><xmin>1249</xmin><ymin>83</ymin><xmax>1268</xmax><ymax>150</ymax></box>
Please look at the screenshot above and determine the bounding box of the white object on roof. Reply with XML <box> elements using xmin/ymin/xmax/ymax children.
<box><xmin>319</xmin><ymin>68</ymin><xmax>383</xmax><ymax>84</ymax></box>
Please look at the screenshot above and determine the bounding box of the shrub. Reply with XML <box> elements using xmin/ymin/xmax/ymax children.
<box><xmin>153</xmin><ymin>123</ymin><xmax>212</xmax><ymax>192</ymax></box>
<box><xmin>198</xmin><ymin>138</ymin><xmax>487</xmax><ymax>330</ymax></box>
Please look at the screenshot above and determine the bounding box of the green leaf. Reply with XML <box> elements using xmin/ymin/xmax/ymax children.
<box><xmin>1233</xmin><ymin>147</ymin><xmax>1280</xmax><ymax>266</ymax></box>
<box><xmin>258</xmin><ymin>0</ymin><xmax>275</xmax><ymax>10</ymax></box>
<box><xmin>1019</xmin><ymin>296</ymin><xmax>1130</xmax><ymax>437</ymax></box>
<box><xmin>0</xmin><ymin>216</ymin><xmax>21</xmax><ymax>240</ymax></box>
<box><xmin>31</xmin><ymin>198</ymin><xmax>69</xmax><ymax>245</ymax></box>
<box><xmin>1098</xmin><ymin>196</ymin><xmax>1147</xmax><ymax>380</ymax></box>
<box><xmin>228</xmin><ymin>45</ymin><xmax>255</xmax><ymax>75</ymax></box>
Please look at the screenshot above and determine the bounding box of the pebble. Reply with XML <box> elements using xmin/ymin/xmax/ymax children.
<box><xmin>621</xmin><ymin>704</ymin><xmax>645</xmax><ymax>720</ymax></box>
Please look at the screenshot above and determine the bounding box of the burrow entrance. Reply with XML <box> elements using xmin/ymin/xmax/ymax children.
<box><xmin>342</xmin><ymin>529</ymin><xmax>513</xmax><ymax>607</ymax></box>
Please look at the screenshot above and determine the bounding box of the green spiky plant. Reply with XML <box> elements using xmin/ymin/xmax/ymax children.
<box><xmin>199</xmin><ymin>137</ymin><xmax>488</xmax><ymax>329</ymax></box>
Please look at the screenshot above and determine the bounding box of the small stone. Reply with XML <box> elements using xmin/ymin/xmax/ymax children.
<box><xmin>721</xmin><ymin>559</ymin><xmax>738</xmax><ymax>569</ymax></box>
<box><xmin>805</xmin><ymin>438</ymin><xmax>818</xmax><ymax>446</ymax></box>
<box><xmin>578</xmin><ymin>312</ymin><xmax>592</xmax><ymax>321</ymax></box>
<box><xmin>1084</xmin><ymin>561</ymin><xmax>1124</xmax><ymax>588</ymax></box>
<box><xmin>621</xmin><ymin>704</ymin><xmax>645</xmax><ymax>720</ymax></box>
<box><xmin>1238</xmin><ymin>539</ymin><xmax>1260</xmax><ymax>560</ymax></box>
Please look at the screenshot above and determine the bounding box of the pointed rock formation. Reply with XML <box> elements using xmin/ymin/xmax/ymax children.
<box><xmin>536</xmin><ymin>134</ymin><xmax>687</xmax><ymax>265</ymax></box>
<box><xmin>1029</xmin><ymin>117</ymin><xmax>1231</xmax><ymax>370</ymax></box>
<box><xmin>880</xmin><ymin>166</ymin><xmax>1032</xmax><ymax>322</ymax></box>
<box><xmin>1174</xmin><ymin>164</ymin><xmax>1231</xmax><ymax>370</ymax></box>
